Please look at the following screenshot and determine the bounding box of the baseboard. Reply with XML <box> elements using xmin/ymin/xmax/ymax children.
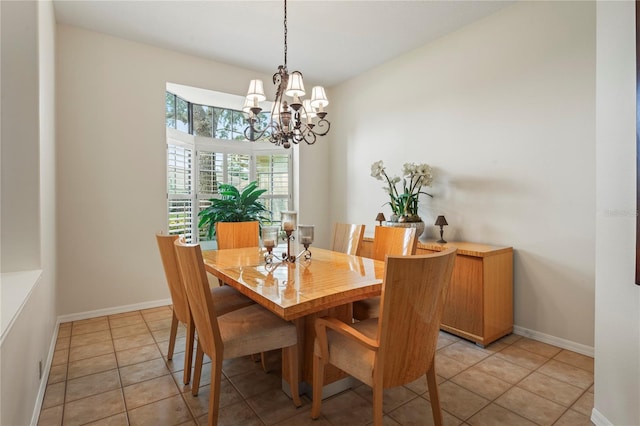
<box><xmin>513</xmin><ymin>325</ymin><xmax>594</xmax><ymax>357</ymax></box>
<box><xmin>57</xmin><ymin>298</ymin><xmax>172</xmax><ymax>323</ymax></box>
<box><xmin>30</xmin><ymin>319</ymin><xmax>60</xmax><ymax>426</ymax></box>
<box><xmin>590</xmin><ymin>407</ymin><xmax>613</xmax><ymax>426</ymax></box>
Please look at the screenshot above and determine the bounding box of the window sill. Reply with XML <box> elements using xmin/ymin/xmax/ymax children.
<box><xmin>1</xmin><ymin>269</ymin><xmax>42</xmax><ymax>345</ymax></box>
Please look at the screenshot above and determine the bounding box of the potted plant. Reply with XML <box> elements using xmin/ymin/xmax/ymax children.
<box><xmin>198</xmin><ymin>181</ymin><xmax>270</xmax><ymax>240</ymax></box>
<box><xmin>370</xmin><ymin>160</ymin><xmax>433</xmax><ymax>236</ymax></box>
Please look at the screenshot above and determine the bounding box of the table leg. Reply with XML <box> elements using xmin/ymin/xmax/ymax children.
<box><xmin>282</xmin><ymin>304</ymin><xmax>357</xmax><ymax>399</ymax></box>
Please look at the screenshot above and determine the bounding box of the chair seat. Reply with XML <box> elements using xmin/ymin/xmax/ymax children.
<box><xmin>353</xmin><ymin>297</ymin><xmax>381</xmax><ymax>321</ymax></box>
<box><xmin>211</xmin><ymin>285</ymin><xmax>254</xmax><ymax>316</ymax></box>
<box><xmin>220</xmin><ymin>304</ymin><xmax>298</xmax><ymax>359</ymax></box>
<box><xmin>313</xmin><ymin>318</ymin><xmax>378</xmax><ymax>386</ymax></box>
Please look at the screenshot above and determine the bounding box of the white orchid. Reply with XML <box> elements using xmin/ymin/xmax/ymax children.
<box><xmin>370</xmin><ymin>160</ymin><xmax>384</xmax><ymax>180</ymax></box>
<box><xmin>416</xmin><ymin>163</ymin><xmax>432</xmax><ymax>178</ymax></box>
<box><xmin>402</xmin><ymin>163</ymin><xmax>417</xmax><ymax>176</ymax></box>
<box><xmin>370</xmin><ymin>160</ymin><xmax>433</xmax><ymax>220</ymax></box>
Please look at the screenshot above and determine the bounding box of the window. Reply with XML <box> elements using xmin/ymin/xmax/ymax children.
<box><xmin>166</xmin><ymin>92</ymin><xmax>189</xmax><ymax>132</ymax></box>
<box><xmin>165</xmin><ymin>89</ymin><xmax>292</xmax><ymax>243</ymax></box>
<box><xmin>192</xmin><ymin>104</ymin><xmax>213</xmax><ymax>137</ymax></box>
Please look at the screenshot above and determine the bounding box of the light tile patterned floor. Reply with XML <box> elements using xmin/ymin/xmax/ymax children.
<box><xmin>38</xmin><ymin>306</ymin><xmax>595</xmax><ymax>425</ymax></box>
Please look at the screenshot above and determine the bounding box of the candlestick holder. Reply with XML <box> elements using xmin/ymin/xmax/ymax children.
<box><xmin>282</xmin><ymin>228</ymin><xmax>298</xmax><ymax>262</ymax></box>
<box><xmin>261</xmin><ymin>226</ymin><xmax>280</xmax><ymax>264</ymax></box>
<box><xmin>277</xmin><ymin>227</ymin><xmax>312</xmax><ymax>263</ymax></box>
<box><xmin>280</xmin><ymin>211</ymin><xmax>299</xmax><ymax>262</ymax></box>
<box><xmin>297</xmin><ymin>225</ymin><xmax>314</xmax><ymax>261</ymax></box>
<box><xmin>263</xmin><ymin>211</ymin><xmax>315</xmax><ymax>266</ymax></box>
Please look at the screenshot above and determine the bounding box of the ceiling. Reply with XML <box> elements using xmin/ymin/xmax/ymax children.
<box><xmin>53</xmin><ymin>1</ymin><xmax>513</xmax><ymax>88</ymax></box>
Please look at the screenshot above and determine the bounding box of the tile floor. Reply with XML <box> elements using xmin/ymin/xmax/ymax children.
<box><xmin>38</xmin><ymin>305</ymin><xmax>595</xmax><ymax>426</ymax></box>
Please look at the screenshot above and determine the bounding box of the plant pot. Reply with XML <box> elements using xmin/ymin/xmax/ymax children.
<box><xmin>384</xmin><ymin>220</ymin><xmax>425</xmax><ymax>238</ymax></box>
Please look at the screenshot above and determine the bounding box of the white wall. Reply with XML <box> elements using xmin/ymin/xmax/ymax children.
<box><xmin>0</xmin><ymin>0</ymin><xmax>41</xmax><ymax>271</ymax></box>
<box><xmin>594</xmin><ymin>1</ymin><xmax>640</xmax><ymax>424</ymax></box>
<box><xmin>298</xmin><ymin>130</ymin><xmax>331</xmax><ymax>249</ymax></box>
<box><xmin>56</xmin><ymin>25</ymin><xmax>332</xmax><ymax>315</ymax></box>
<box><xmin>0</xmin><ymin>1</ymin><xmax>59</xmax><ymax>424</ymax></box>
<box><xmin>330</xmin><ymin>1</ymin><xmax>596</xmax><ymax>349</ymax></box>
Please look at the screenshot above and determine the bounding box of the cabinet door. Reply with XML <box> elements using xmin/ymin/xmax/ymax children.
<box><xmin>441</xmin><ymin>255</ymin><xmax>484</xmax><ymax>338</ymax></box>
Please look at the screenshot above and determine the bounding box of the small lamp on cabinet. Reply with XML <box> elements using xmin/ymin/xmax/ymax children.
<box><xmin>434</xmin><ymin>215</ymin><xmax>448</xmax><ymax>243</ymax></box>
<box><xmin>375</xmin><ymin>212</ymin><xmax>386</xmax><ymax>226</ymax></box>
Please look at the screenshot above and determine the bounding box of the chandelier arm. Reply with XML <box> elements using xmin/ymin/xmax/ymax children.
<box><xmin>304</xmin><ymin>131</ymin><xmax>317</xmax><ymax>145</ymax></box>
<box><xmin>297</xmin><ymin>124</ymin><xmax>317</xmax><ymax>145</ymax></box>
<box><xmin>308</xmin><ymin>119</ymin><xmax>330</xmax><ymax>137</ymax></box>
<box><xmin>269</xmin><ymin>121</ymin><xmax>287</xmax><ymax>146</ymax></box>
<box><xmin>244</xmin><ymin>118</ymin><xmax>272</xmax><ymax>141</ymax></box>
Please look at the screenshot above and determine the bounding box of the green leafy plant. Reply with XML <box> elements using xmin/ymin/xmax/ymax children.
<box><xmin>198</xmin><ymin>181</ymin><xmax>270</xmax><ymax>240</ymax></box>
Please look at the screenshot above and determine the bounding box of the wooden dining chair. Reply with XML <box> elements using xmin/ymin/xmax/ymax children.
<box><xmin>311</xmin><ymin>248</ymin><xmax>457</xmax><ymax>426</ymax></box>
<box><xmin>155</xmin><ymin>233</ymin><xmax>254</xmax><ymax>385</ymax></box>
<box><xmin>352</xmin><ymin>226</ymin><xmax>418</xmax><ymax>320</ymax></box>
<box><xmin>330</xmin><ymin>223</ymin><xmax>366</xmax><ymax>255</ymax></box>
<box><xmin>214</xmin><ymin>220</ymin><xmax>271</xmax><ymax>368</ymax></box>
<box><xmin>173</xmin><ymin>238</ymin><xmax>301</xmax><ymax>426</ymax></box>
<box><xmin>215</xmin><ymin>221</ymin><xmax>259</xmax><ymax>249</ymax></box>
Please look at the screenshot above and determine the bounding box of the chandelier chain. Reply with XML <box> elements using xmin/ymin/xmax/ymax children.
<box><xmin>283</xmin><ymin>0</ymin><xmax>287</xmax><ymax>67</ymax></box>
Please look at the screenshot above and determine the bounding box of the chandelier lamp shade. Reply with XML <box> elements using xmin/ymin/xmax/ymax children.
<box><xmin>243</xmin><ymin>0</ymin><xmax>330</xmax><ymax>148</ymax></box>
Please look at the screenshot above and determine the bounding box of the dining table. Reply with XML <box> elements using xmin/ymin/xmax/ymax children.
<box><xmin>202</xmin><ymin>245</ymin><xmax>385</xmax><ymax>398</ymax></box>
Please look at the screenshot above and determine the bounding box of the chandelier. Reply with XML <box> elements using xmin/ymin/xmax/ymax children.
<box><xmin>243</xmin><ymin>0</ymin><xmax>330</xmax><ymax>148</ymax></box>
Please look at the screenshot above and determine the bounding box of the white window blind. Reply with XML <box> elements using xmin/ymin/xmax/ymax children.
<box><xmin>167</xmin><ymin>143</ymin><xmax>195</xmax><ymax>241</ymax></box>
<box><xmin>256</xmin><ymin>153</ymin><xmax>290</xmax><ymax>223</ymax></box>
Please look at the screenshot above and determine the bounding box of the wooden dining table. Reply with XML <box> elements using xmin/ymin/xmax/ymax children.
<box><xmin>202</xmin><ymin>245</ymin><xmax>385</xmax><ymax>397</ymax></box>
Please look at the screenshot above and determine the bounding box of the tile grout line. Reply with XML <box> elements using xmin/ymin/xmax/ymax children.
<box><xmin>59</xmin><ymin>325</ymin><xmax>70</xmax><ymax>426</ymax></box>
<box><xmin>110</xmin><ymin>309</ymin><xmax>135</xmax><ymax>426</ymax></box>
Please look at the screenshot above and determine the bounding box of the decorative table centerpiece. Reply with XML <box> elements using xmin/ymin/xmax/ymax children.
<box><xmin>263</xmin><ymin>211</ymin><xmax>314</xmax><ymax>268</ymax></box>
<box><xmin>370</xmin><ymin>160</ymin><xmax>433</xmax><ymax>236</ymax></box>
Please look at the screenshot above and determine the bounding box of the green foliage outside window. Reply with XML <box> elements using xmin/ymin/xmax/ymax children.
<box><xmin>165</xmin><ymin>92</ymin><xmax>176</xmax><ymax>128</ymax></box>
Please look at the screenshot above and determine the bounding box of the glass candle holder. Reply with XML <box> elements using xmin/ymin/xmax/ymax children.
<box><xmin>281</xmin><ymin>211</ymin><xmax>298</xmax><ymax>232</ymax></box>
<box><xmin>298</xmin><ymin>225</ymin><xmax>314</xmax><ymax>246</ymax></box>
<box><xmin>261</xmin><ymin>226</ymin><xmax>279</xmax><ymax>250</ymax></box>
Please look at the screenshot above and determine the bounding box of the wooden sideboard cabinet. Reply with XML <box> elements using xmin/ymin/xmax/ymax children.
<box><xmin>360</xmin><ymin>238</ymin><xmax>513</xmax><ymax>346</ymax></box>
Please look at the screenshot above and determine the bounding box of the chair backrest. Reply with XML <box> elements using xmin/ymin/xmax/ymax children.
<box><xmin>173</xmin><ymin>238</ymin><xmax>223</xmax><ymax>360</ymax></box>
<box><xmin>215</xmin><ymin>221</ymin><xmax>259</xmax><ymax>249</ymax></box>
<box><xmin>155</xmin><ymin>233</ymin><xmax>191</xmax><ymax>324</ymax></box>
<box><xmin>371</xmin><ymin>226</ymin><xmax>418</xmax><ymax>261</ymax></box>
<box><xmin>331</xmin><ymin>223</ymin><xmax>366</xmax><ymax>255</ymax></box>
<box><xmin>377</xmin><ymin>248</ymin><xmax>457</xmax><ymax>388</ymax></box>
